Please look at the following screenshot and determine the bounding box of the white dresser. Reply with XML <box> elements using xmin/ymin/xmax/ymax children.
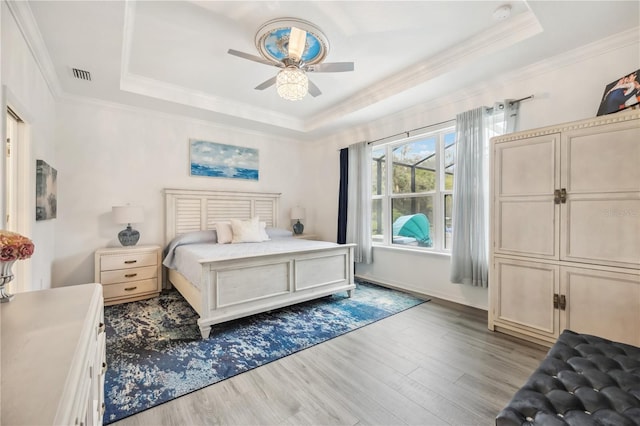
<box><xmin>0</xmin><ymin>283</ymin><xmax>106</xmax><ymax>425</ymax></box>
<box><xmin>95</xmin><ymin>245</ymin><xmax>162</xmax><ymax>305</ymax></box>
<box><xmin>489</xmin><ymin>110</ymin><xmax>640</xmax><ymax>347</ymax></box>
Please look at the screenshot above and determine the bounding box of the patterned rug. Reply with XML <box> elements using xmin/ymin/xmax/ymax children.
<box><xmin>103</xmin><ymin>281</ymin><xmax>427</xmax><ymax>424</ymax></box>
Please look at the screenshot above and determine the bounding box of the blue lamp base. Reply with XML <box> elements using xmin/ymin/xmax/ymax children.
<box><xmin>293</xmin><ymin>220</ymin><xmax>304</xmax><ymax>235</ymax></box>
<box><xmin>118</xmin><ymin>225</ymin><xmax>140</xmax><ymax>246</ymax></box>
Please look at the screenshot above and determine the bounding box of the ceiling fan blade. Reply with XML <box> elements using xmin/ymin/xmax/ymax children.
<box><xmin>308</xmin><ymin>79</ymin><xmax>322</xmax><ymax>97</ymax></box>
<box><xmin>254</xmin><ymin>76</ymin><xmax>277</xmax><ymax>90</ymax></box>
<box><xmin>288</xmin><ymin>27</ymin><xmax>307</xmax><ymax>61</ymax></box>
<box><xmin>228</xmin><ymin>49</ymin><xmax>275</xmax><ymax>67</ymax></box>
<box><xmin>307</xmin><ymin>62</ymin><xmax>355</xmax><ymax>73</ymax></box>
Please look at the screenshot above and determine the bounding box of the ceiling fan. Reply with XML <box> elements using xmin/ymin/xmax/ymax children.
<box><xmin>228</xmin><ymin>18</ymin><xmax>355</xmax><ymax>101</ymax></box>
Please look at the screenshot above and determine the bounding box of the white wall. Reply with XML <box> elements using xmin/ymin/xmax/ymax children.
<box><xmin>307</xmin><ymin>30</ymin><xmax>640</xmax><ymax>310</ymax></box>
<box><xmin>1</xmin><ymin>2</ymin><xmax>57</xmax><ymax>291</ymax></box>
<box><xmin>52</xmin><ymin>99</ymin><xmax>310</xmax><ymax>287</ymax></box>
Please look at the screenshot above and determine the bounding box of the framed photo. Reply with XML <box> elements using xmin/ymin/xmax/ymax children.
<box><xmin>596</xmin><ymin>69</ymin><xmax>640</xmax><ymax>116</ymax></box>
<box><xmin>189</xmin><ymin>139</ymin><xmax>259</xmax><ymax>181</ymax></box>
<box><xmin>36</xmin><ymin>159</ymin><xmax>57</xmax><ymax>220</ymax></box>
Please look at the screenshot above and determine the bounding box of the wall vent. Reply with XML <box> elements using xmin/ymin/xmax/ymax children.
<box><xmin>72</xmin><ymin>68</ymin><xmax>92</xmax><ymax>81</ymax></box>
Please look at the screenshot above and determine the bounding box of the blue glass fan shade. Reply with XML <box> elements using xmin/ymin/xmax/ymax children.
<box><xmin>262</xmin><ymin>28</ymin><xmax>323</xmax><ymax>63</ymax></box>
<box><xmin>255</xmin><ymin>19</ymin><xmax>329</xmax><ymax>65</ymax></box>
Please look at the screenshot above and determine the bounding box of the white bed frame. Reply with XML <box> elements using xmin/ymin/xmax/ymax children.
<box><xmin>164</xmin><ymin>189</ymin><xmax>356</xmax><ymax>338</ymax></box>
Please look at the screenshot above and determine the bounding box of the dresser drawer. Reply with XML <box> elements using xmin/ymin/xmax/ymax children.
<box><xmin>100</xmin><ymin>265</ymin><xmax>157</xmax><ymax>285</ymax></box>
<box><xmin>102</xmin><ymin>278</ymin><xmax>159</xmax><ymax>300</ymax></box>
<box><xmin>100</xmin><ymin>252</ymin><xmax>157</xmax><ymax>271</ymax></box>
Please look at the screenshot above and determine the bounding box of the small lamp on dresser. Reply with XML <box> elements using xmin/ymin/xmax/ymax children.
<box><xmin>291</xmin><ymin>206</ymin><xmax>305</xmax><ymax>235</ymax></box>
<box><xmin>112</xmin><ymin>205</ymin><xmax>144</xmax><ymax>246</ymax></box>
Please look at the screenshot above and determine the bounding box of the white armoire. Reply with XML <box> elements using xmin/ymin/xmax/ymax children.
<box><xmin>489</xmin><ymin>110</ymin><xmax>640</xmax><ymax>347</ymax></box>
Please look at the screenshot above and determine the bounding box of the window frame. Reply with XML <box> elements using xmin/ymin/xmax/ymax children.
<box><xmin>371</xmin><ymin>123</ymin><xmax>455</xmax><ymax>253</ymax></box>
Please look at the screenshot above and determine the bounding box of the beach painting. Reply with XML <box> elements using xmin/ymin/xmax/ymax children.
<box><xmin>190</xmin><ymin>140</ymin><xmax>259</xmax><ymax>181</ymax></box>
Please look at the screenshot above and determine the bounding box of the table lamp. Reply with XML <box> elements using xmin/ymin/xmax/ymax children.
<box><xmin>290</xmin><ymin>207</ymin><xmax>305</xmax><ymax>235</ymax></box>
<box><xmin>112</xmin><ymin>205</ymin><xmax>144</xmax><ymax>246</ymax></box>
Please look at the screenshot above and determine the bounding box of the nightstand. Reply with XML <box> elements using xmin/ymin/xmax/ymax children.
<box><xmin>94</xmin><ymin>245</ymin><xmax>162</xmax><ymax>305</ymax></box>
<box><xmin>293</xmin><ymin>233</ymin><xmax>319</xmax><ymax>241</ymax></box>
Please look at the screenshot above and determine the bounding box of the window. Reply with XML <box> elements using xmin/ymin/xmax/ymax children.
<box><xmin>371</xmin><ymin>125</ymin><xmax>455</xmax><ymax>252</ymax></box>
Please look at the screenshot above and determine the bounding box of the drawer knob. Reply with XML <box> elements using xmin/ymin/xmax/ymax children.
<box><xmin>124</xmin><ymin>273</ymin><xmax>138</xmax><ymax>278</ymax></box>
<box><xmin>124</xmin><ymin>260</ymin><xmax>137</xmax><ymax>264</ymax></box>
<box><xmin>101</xmin><ymin>402</ymin><xmax>106</xmax><ymax>415</ymax></box>
<box><xmin>124</xmin><ymin>286</ymin><xmax>138</xmax><ymax>292</ymax></box>
<box><xmin>98</xmin><ymin>322</ymin><xmax>105</xmax><ymax>334</ymax></box>
<box><xmin>102</xmin><ymin>362</ymin><xmax>108</xmax><ymax>375</ymax></box>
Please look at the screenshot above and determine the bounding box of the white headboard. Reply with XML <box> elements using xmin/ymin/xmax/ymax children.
<box><xmin>164</xmin><ymin>189</ymin><xmax>281</xmax><ymax>243</ymax></box>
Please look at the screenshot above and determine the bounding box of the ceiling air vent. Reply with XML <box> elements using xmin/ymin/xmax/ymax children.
<box><xmin>72</xmin><ymin>68</ymin><xmax>92</xmax><ymax>81</ymax></box>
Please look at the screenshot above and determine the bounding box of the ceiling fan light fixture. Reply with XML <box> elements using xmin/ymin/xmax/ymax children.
<box><xmin>276</xmin><ymin>66</ymin><xmax>308</xmax><ymax>101</ymax></box>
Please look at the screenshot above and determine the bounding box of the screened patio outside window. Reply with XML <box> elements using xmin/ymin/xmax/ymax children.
<box><xmin>371</xmin><ymin>126</ymin><xmax>455</xmax><ymax>252</ymax></box>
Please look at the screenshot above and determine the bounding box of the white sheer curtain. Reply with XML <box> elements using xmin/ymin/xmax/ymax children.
<box><xmin>346</xmin><ymin>141</ymin><xmax>373</xmax><ymax>264</ymax></box>
<box><xmin>450</xmin><ymin>101</ymin><xmax>518</xmax><ymax>287</ymax></box>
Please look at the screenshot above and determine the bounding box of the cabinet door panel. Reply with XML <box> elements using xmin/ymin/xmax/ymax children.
<box><xmin>561</xmin><ymin>266</ymin><xmax>640</xmax><ymax>346</ymax></box>
<box><xmin>496</xmin><ymin>136</ymin><xmax>558</xmax><ymax>196</ymax></box>
<box><xmin>493</xmin><ymin>257</ymin><xmax>559</xmax><ymax>338</ymax></box>
<box><xmin>561</xmin><ymin>195</ymin><xmax>640</xmax><ymax>268</ymax></box>
<box><xmin>493</xmin><ymin>135</ymin><xmax>560</xmax><ymax>259</ymax></box>
<box><xmin>496</xmin><ymin>199</ymin><xmax>557</xmax><ymax>257</ymax></box>
<box><xmin>562</xmin><ymin>121</ymin><xmax>640</xmax><ymax>194</ymax></box>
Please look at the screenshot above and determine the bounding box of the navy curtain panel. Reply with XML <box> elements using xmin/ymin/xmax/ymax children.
<box><xmin>337</xmin><ymin>148</ymin><xmax>349</xmax><ymax>244</ymax></box>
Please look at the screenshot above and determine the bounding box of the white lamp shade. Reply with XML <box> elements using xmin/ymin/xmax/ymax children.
<box><xmin>290</xmin><ymin>207</ymin><xmax>305</xmax><ymax>220</ymax></box>
<box><xmin>112</xmin><ymin>206</ymin><xmax>144</xmax><ymax>224</ymax></box>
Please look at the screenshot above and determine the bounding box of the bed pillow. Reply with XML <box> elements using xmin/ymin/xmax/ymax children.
<box><xmin>265</xmin><ymin>227</ymin><xmax>293</xmax><ymax>239</ymax></box>
<box><xmin>231</xmin><ymin>216</ymin><xmax>266</xmax><ymax>243</ymax></box>
<box><xmin>215</xmin><ymin>222</ymin><xmax>233</xmax><ymax>244</ymax></box>
<box><xmin>259</xmin><ymin>221</ymin><xmax>271</xmax><ymax>241</ymax></box>
<box><xmin>162</xmin><ymin>230</ymin><xmax>217</xmax><ymax>268</ymax></box>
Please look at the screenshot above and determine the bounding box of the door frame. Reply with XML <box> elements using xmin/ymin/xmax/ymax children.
<box><xmin>2</xmin><ymin>85</ymin><xmax>34</xmax><ymax>293</ymax></box>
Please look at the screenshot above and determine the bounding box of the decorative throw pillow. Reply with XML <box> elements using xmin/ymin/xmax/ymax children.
<box><xmin>231</xmin><ymin>217</ymin><xmax>265</xmax><ymax>243</ymax></box>
<box><xmin>215</xmin><ymin>222</ymin><xmax>233</xmax><ymax>244</ymax></box>
<box><xmin>259</xmin><ymin>221</ymin><xmax>270</xmax><ymax>241</ymax></box>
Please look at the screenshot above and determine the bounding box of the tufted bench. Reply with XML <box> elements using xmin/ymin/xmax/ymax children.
<box><xmin>496</xmin><ymin>330</ymin><xmax>640</xmax><ymax>425</ymax></box>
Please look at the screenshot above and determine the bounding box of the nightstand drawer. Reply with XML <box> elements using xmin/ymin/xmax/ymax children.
<box><xmin>102</xmin><ymin>278</ymin><xmax>159</xmax><ymax>300</ymax></box>
<box><xmin>100</xmin><ymin>265</ymin><xmax>157</xmax><ymax>285</ymax></box>
<box><xmin>100</xmin><ymin>252</ymin><xmax>157</xmax><ymax>271</ymax></box>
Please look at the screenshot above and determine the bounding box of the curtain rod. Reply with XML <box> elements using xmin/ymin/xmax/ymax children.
<box><xmin>365</xmin><ymin>94</ymin><xmax>534</xmax><ymax>146</ymax></box>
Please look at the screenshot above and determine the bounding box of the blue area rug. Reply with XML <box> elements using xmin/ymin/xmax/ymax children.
<box><xmin>103</xmin><ymin>281</ymin><xmax>426</xmax><ymax>424</ymax></box>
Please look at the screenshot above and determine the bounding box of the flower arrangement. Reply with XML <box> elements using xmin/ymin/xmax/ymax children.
<box><xmin>0</xmin><ymin>230</ymin><xmax>35</xmax><ymax>262</ymax></box>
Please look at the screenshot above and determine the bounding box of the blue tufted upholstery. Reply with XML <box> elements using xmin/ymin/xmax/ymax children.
<box><xmin>496</xmin><ymin>330</ymin><xmax>640</xmax><ymax>426</ymax></box>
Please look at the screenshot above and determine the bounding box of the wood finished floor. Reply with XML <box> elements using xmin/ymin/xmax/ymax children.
<box><xmin>112</xmin><ymin>297</ymin><xmax>548</xmax><ymax>426</ymax></box>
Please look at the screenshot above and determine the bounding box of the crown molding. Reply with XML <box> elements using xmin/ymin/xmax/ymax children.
<box><xmin>56</xmin><ymin>92</ymin><xmax>304</xmax><ymax>144</ymax></box>
<box><xmin>493</xmin><ymin>26</ymin><xmax>640</xmax><ymax>85</ymax></box>
<box><xmin>313</xmin><ymin>26</ymin><xmax>640</xmax><ymax>146</ymax></box>
<box><xmin>5</xmin><ymin>0</ymin><xmax>62</xmax><ymax>98</ymax></box>
<box><xmin>119</xmin><ymin>0</ymin><xmax>305</xmax><ymax>133</ymax></box>
<box><xmin>492</xmin><ymin>109</ymin><xmax>639</xmax><ymax>143</ymax></box>
<box><xmin>308</xmin><ymin>10</ymin><xmax>543</xmax><ymax>132</ymax></box>
<box><xmin>119</xmin><ymin>72</ymin><xmax>306</xmax><ymax>132</ymax></box>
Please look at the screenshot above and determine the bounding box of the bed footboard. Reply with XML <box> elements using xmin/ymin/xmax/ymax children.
<box><xmin>171</xmin><ymin>244</ymin><xmax>356</xmax><ymax>338</ymax></box>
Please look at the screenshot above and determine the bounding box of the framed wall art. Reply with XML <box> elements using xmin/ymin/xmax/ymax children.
<box><xmin>189</xmin><ymin>139</ymin><xmax>259</xmax><ymax>181</ymax></box>
<box><xmin>36</xmin><ymin>159</ymin><xmax>57</xmax><ymax>221</ymax></box>
<box><xmin>596</xmin><ymin>69</ymin><xmax>640</xmax><ymax>116</ymax></box>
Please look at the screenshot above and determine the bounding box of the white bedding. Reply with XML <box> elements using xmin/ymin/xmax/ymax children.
<box><xmin>168</xmin><ymin>238</ymin><xmax>339</xmax><ymax>289</ymax></box>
